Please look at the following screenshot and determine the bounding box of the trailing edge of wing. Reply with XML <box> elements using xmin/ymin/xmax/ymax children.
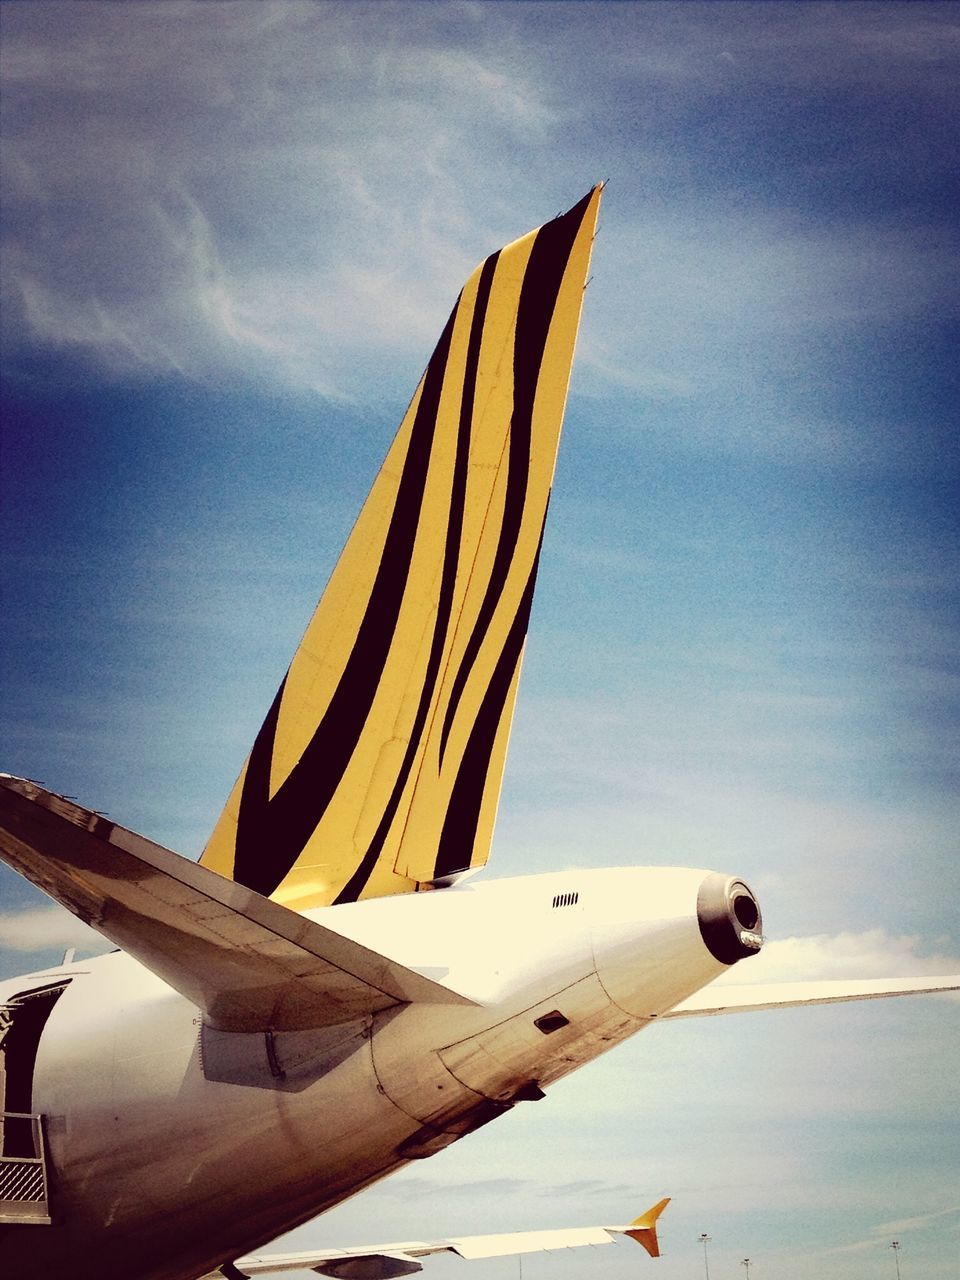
<box><xmin>0</xmin><ymin>775</ymin><xmax>473</xmax><ymax>1032</ymax></box>
<box><xmin>207</xmin><ymin>1197</ymin><xmax>670</xmax><ymax>1276</ymax></box>
<box><xmin>201</xmin><ymin>186</ymin><xmax>603</xmax><ymax>910</ymax></box>
<box><xmin>664</xmin><ymin>976</ymin><xmax>960</xmax><ymax>1019</ymax></box>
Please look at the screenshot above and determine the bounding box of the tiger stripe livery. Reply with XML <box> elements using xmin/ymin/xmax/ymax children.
<box><xmin>200</xmin><ymin>187</ymin><xmax>602</xmax><ymax>907</ymax></box>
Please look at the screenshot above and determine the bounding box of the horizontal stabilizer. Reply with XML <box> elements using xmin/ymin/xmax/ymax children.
<box><xmin>665</xmin><ymin>976</ymin><xmax>960</xmax><ymax>1019</ymax></box>
<box><xmin>206</xmin><ymin>1198</ymin><xmax>671</xmax><ymax>1276</ymax></box>
<box><xmin>0</xmin><ymin>776</ymin><xmax>473</xmax><ymax>1032</ymax></box>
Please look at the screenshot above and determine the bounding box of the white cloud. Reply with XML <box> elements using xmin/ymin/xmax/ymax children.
<box><xmin>579</xmin><ymin>209</ymin><xmax>960</xmax><ymax>446</ymax></box>
<box><xmin>824</xmin><ymin>1205</ymin><xmax>960</xmax><ymax>1256</ymax></box>
<box><xmin>0</xmin><ymin>3</ymin><xmax>570</xmax><ymax>395</ymax></box>
<box><xmin>6</xmin><ymin>2</ymin><xmax>955</xmax><ymax>410</ymax></box>
<box><xmin>712</xmin><ymin>928</ymin><xmax>960</xmax><ymax>986</ymax></box>
<box><xmin>874</xmin><ymin>1206</ymin><xmax>960</xmax><ymax>1235</ymax></box>
<box><xmin>0</xmin><ymin>904</ymin><xmax>105</xmax><ymax>952</ymax></box>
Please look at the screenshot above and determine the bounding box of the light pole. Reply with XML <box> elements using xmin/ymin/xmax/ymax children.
<box><xmin>741</xmin><ymin>1257</ymin><xmax>752</xmax><ymax>1280</ymax></box>
<box><xmin>890</xmin><ymin>1240</ymin><xmax>902</xmax><ymax>1280</ymax></box>
<box><xmin>697</xmin><ymin>1232</ymin><xmax>711</xmax><ymax>1280</ymax></box>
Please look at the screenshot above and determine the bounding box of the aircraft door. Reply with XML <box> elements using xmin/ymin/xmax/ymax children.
<box><xmin>0</xmin><ymin>980</ymin><xmax>69</xmax><ymax>1222</ymax></box>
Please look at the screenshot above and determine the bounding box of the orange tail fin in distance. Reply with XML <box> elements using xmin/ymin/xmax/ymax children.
<box><xmin>201</xmin><ymin>187</ymin><xmax>603</xmax><ymax>910</ymax></box>
<box><xmin>622</xmin><ymin>1197</ymin><xmax>671</xmax><ymax>1258</ymax></box>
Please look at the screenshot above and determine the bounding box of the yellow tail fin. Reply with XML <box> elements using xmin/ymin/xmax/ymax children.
<box><xmin>201</xmin><ymin>187</ymin><xmax>602</xmax><ymax>908</ymax></box>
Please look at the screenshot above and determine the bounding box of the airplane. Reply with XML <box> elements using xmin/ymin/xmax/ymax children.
<box><xmin>1</xmin><ymin>185</ymin><xmax>957</xmax><ymax>1280</ymax></box>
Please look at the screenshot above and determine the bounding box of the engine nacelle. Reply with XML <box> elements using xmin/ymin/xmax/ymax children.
<box><xmin>588</xmin><ymin>867</ymin><xmax>763</xmax><ymax>1019</ymax></box>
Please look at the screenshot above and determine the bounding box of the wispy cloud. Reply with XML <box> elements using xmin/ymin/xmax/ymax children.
<box><xmin>6</xmin><ymin>2</ymin><xmax>955</xmax><ymax>413</ymax></box>
<box><xmin>712</xmin><ymin>929</ymin><xmax>960</xmax><ymax>985</ymax></box>
<box><xmin>0</xmin><ymin>4</ymin><xmax>569</xmax><ymax>395</ymax></box>
<box><xmin>374</xmin><ymin>1176</ymin><xmax>530</xmax><ymax>1201</ymax></box>
<box><xmin>825</xmin><ymin>1205</ymin><xmax>960</xmax><ymax>1255</ymax></box>
<box><xmin>0</xmin><ymin>904</ymin><xmax>105</xmax><ymax>952</ymax></box>
<box><xmin>875</xmin><ymin>1206</ymin><xmax>960</xmax><ymax>1235</ymax></box>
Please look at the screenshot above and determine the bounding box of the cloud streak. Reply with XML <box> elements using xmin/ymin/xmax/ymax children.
<box><xmin>0</xmin><ymin>904</ymin><xmax>106</xmax><ymax>952</ymax></box>
<box><xmin>712</xmin><ymin>929</ymin><xmax>960</xmax><ymax>986</ymax></box>
<box><xmin>824</xmin><ymin>1204</ymin><xmax>960</xmax><ymax>1255</ymax></box>
<box><xmin>4</xmin><ymin>2</ymin><xmax>957</xmax><ymax>412</ymax></box>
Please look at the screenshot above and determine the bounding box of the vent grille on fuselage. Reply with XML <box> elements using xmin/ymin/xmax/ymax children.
<box><xmin>551</xmin><ymin>891</ymin><xmax>579</xmax><ymax>908</ymax></box>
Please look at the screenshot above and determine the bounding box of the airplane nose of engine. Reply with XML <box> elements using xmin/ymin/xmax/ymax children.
<box><xmin>697</xmin><ymin>873</ymin><xmax>763</xmax><ymax>964</ymax></box>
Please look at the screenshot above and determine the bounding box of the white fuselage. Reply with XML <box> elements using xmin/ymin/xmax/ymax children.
<box><xmin>0</xmin><ymin>866</ymin><xmax>740</xmax><ymax>1280</ymax></box>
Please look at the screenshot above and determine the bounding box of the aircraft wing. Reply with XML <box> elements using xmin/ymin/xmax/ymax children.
<box><xmin>0</xmin><ymin>775</ymin><xmax>473</xmax><ymax>1032</ymax></box>
<box><xmin>201</xmin><ymin>187</ymin><xmax>603</xmax><ymax>911</ymax></box>
<box><xmin>204</xmin><ymin>1198</ymin><xmax>671</xmax><ymax>1277</ymax></box>
<box><xmin>664</xmin><ymin>975</ymin><xmax>960</xmax><ymax>1018</ymax></box>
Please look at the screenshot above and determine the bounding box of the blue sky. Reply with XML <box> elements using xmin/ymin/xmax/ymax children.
<box><xmin>1</xmin><ymin>3</ymin><xmax>958</xmax><ymax>1277</ymax></box>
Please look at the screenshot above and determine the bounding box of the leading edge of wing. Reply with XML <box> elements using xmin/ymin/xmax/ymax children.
<box><xmin>0</xmin><ymin>775</ymin><xmax>474</xmax><ymax>1032</ymax></box>
<box><xmin>663</xmin><ymin>975</ymin><xmax>960</xmax><ymax>1019</ymax></box>
<box><xmin>211</xmin><ymin>1197</ymin><xmax>670</xmax><ymax>1276</ymax></box>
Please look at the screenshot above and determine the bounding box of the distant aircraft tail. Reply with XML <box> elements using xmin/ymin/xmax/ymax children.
<box><xmin>201</xmin><ymin>187</ymin><xmax>603</xmax><ymax>909</ymax></box>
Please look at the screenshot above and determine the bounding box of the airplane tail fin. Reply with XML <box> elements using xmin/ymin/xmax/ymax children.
<box><xmin>623</xmin><ymin>1197</ymin><xmax>671</xmax><ymax>1259</ymax></box>
<box><xmin>201</xmin><ymin>187</ymin><xmax>603</xmax><ymax>911</ymax></box>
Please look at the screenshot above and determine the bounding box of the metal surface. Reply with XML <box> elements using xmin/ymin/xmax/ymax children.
<box><xmin>0</xmin><ymin>864</ymin><xmax>734</xmax><ymax>1280</ymax></box>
